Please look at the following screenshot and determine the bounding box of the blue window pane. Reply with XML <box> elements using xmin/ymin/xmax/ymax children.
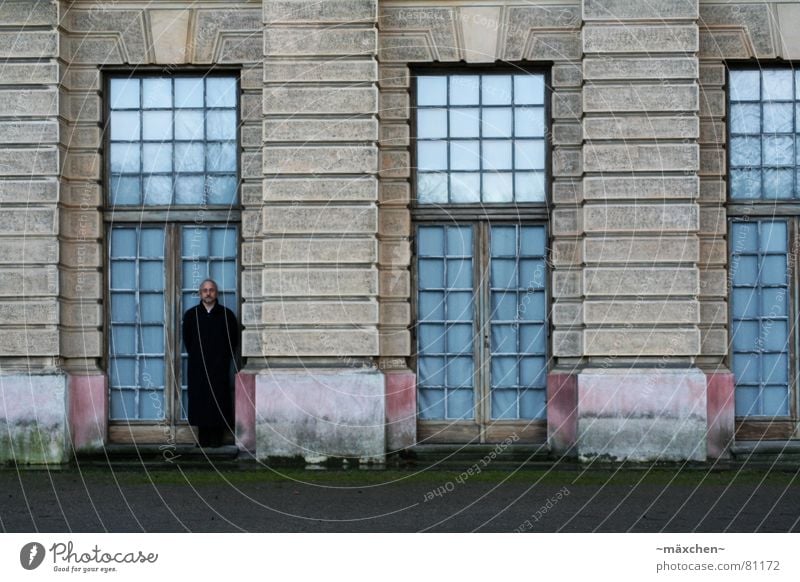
<box><xmin>520</xmin><ymin>324</ymin><xmax>546</xmax><ymax>354</ymax></box>
<box><xmin>491</xmin><ymin>356</ymin><xmax>517</xmax><ymax>388</ymax></box>
<box><xmin>762</xmin><ymin>70</ymin><xmax>793</xmax><ymax>101</ymax></box>
<box><xmin>417</xmin><ymin>142</ymin><xmax>447</xmax><ymax>171</ymax></box>
<box><xmin>732</xmin><ymin>353</ymin><xmax>760</xmax><ymax>384</ymax></box>
<box><xmin>482</xmin><ymin>75</ymin><xmax>511</xmax><ymax>105</ymax></box>
<box><xmin>761</xmin><ymin>288</ymin><xmax>787</xmax><ymax>316</ymax></box>
<box><xmin>140</xmin><ymin>357</ymin><xmax>165</xmax><ymax>388</ymax></box>
<box><xmin>482</xmin><ymin>108</ymin><xmax>512</xmax><ymax>138</ymax></box>
<box><xmin>110</xmin><ymin>78</ymin><xmax>140</xmax><ymax>109</ymax></box>
<box><xmin>730</xmin><ymin>222</ymin><xmax>758</xmax><ymax>252</ymax></box>
<box><xmin>451</xmin><ymin>140</ymin><xmax>480</xmax><ymax>170</ymax></box>
<box><xmin>139</xmin><ymin>261</ymin><xmax>164</xmax><ymax>290</ymax></box>
<box><xmin>760</xmin><ymin>221</ymin><xmax>787</xmax><ymax>252</ymax></box>
<box><xmin>763</xmin><ymin>353</ymin><xmax>789</xmax><ymax>384</ymax></box>
<box><xmin>520</xmin><ymin>357</ymin><xmax>546</xmax><ymax>387</ymax></box>
<box><xmin>139</xmin><ymin>390</ymin><xmax>165</xmax><ymax>420</ymax></box>
<box><xmin>491</xmin><ymin>389</ymin><xmax>517</xmax><ymax>419</ymax></box>
<box><xmin>763</xmin><ymin>321</ymin><xmax>788</xmax><ymax>351</ymax></box>
<box><xmin>732</xmin><ymin>288</ymin><xmax>758</xmax><ymax>318</ymax></box>
<box><xmin>447</xmin><ymin>291</ymin><xmax>473</xmax><ymax>321</ymax></box>
<box><xmin>447</xmin><ymin>389</ymin><xmax>474</xmax><ymax>419</ymax></box>
<box><xmin>514</xmin><ymin>75</ymin><xmax>545</xmax><ymax>105</ymax></box>
<box><xmin>110</xmin><ymin>143</ymin><xmax>140</xmax><ymax>173</ymax></box>
<box><xmin>730</xmin><ymin>70</ymin><xmax>760</xmax><ymax>101</ymax></box>
<box><xmin>417</xmin><ymin>77</ymin><xmax>447</xmax><ymax>106</ymax></box>
<box><xmin>450</xmin><ymin>172</ymin><xmax>480</xmax><ymax>202</ymax></box>
<box><xmin>731</xmin><ymin>321</ymin><xmax>759</xmax><ymax>351</ymax></box>
<box><xmin>762</xmin><ymin>136</ymin><xmax>794</xmax><ymax>166</ymax></box>
<box><xmin>206</xmin><ymin>77</ymin><xmax>237</xmax><ymax>108</ymax></box>
<box><xmin>761</xmin><ymin>255</ymin><xmax>786</xmax><ymax>285</ymax></box>
<box><xmin>521</xmin><ymin>226</ymin><xmax>547</xmax><ymax>255</ymax></box>
<box><xmin>450</xmin><ymin>76</ymin><xmax>479</xmax><ymax>105</ymax></box>
<box><xmin>207</xmin><ymin>142</ymin><xmax>237</xmax><ymax>172</ymax></box>
<box><xmin>446</xmin><ymin>323</ymin><xmax>473</xmax><ymax>354</ymax></box>
<box><xmin>111</xmin><ymin>261</ymin><xmax>135</xmax><ymax>289</ymax></box>
<box><xmin>111</xmin><ymin>325</ymin><xmax>136</xmax><ymax>354</ymax></box>
<box><xmin>732</xmin><ymin>256</ymin><xmax>758</xmax><ymax>285</ymax></box>
<box><xmin>519</xmin><ymin>291</ymin><xmax>546</xmax><ymax>321</ymax></box>
<box><xmin>110</xmin><ymin>389</ymin><xmax>136</xmax><ymax>419</ymax></box>
<box><xmin>482</xmin><ymin>172</ymin><xmax>513</xmax><ymax>202</ymax></box>
<box><xmin>111</xmin><ymin>176</ymin><xmax>141</xmax><ymax>206</ymax></box>
<box><xmin>514</xmin><ymin>107</ymin><xmax>545</xmax><ymax>137</ymax></box>
<box><xmin>419</xmin><ymin>388</ymin><xmax>445</xmax><ymax>419</ymax></box>
<box><xmin>763</xmin><ymin>103</ymin><xmax>793</xmax><ymax>133</ymax></box>
<box><xmin>447</xmin><ymin>356</ymin><xmax>473</xmax><ymax>388</ymax></box>
<box><xmin>418</xmin><ymin>259</ymin><xmax>444</xmax><ymax>288</ymax></box>
<box><xmin>111</xmin><ymin>229</ymin><xmax>137</xmax><ymax>257</ymax></box>
<box><xmin>210</xmin><ymin>261</ymin><xmax>236</xmax><ymax>289</ymax></box>
<box><xmin>210</xmin><ymin>228</ymin><xmax>238</xmax><ymax>258</ymax></box>
<box><xmin>520</xmin><ymin>259</ymin><xmax>546</xmax><ymax>289</ymax></box>
<box><xmin>730</xmin><ymin>169</ymin><xmax>761</xmax><ymax>199</ymax></box>
<box><xmin>449</xmin><ymin>108</ymin><xmax>480</xmax><ymax>138</ymax></box>
<box><xmin>417</xmin><ymin>173</ymin><xmax>448</xmax><ymax>203</ymax></box>
<box><xmin>730</xmin><ymin>136</ymin><xmax>761</xmax><ymax>166</ymax></box>
<box><xmin>446</xmin><ymin>226</ymin><xmax>472</xmax><ymax>256</ymax></box>
<box><xmin>514</xmin><ymin>139</ymin><xmax>545</xmax><ymax>170</ymax></box>
<box><xmin>109</xmin><ymin>357</ymin><xmax>136</xmax><ymax>387</ymax></box>
<box><xmin>140</xmin><ymin>228</ymin><xmax>164</xmax><ymax>257</ymax></box>
<box><xmin>491</xmin><ymin>258</ymin><xmax>517</xmax><ymax>288</ymax></box>
<box><xmin>492</xmin><ymin>226</ymin><xmax>517</xmax><ymax>256</ymax></box>
<box><xmin>142</xmin><ymin>143</ymin><xmax>172</xmax><ymax>173</ymax></box>
<box><xmin>419</xmin><ymin>291</ymin><xmax>445</xmax><ymax>320</ymax></box>
<box><xmin>483</xmin><ymin>140</ymin><xmax>512</xmax><ymax>171</ymax></box>
<box><xmin>140</xmin><ymin>293</ymin><xmax>164</xmax><ymax>323</ymax></box>
<box><xmin>730</xmin><ymin>103</ymin><xmax>760</xmax><ymax>134</ymax></box>
<box><xmin>519</xmin><ymin>389</ymin><xmax>546</xmax><ymax>419</ymax></box>
<box><xmin>491</xmin><ymin>324</ymin><xmax>517</xmax><ymax>354</ymax></box>
<box><xmin>492</xmin><ymin>291</ymin><xmax>517</xmax><ymax>320</ymax></box>
<box><xmin>111</xmin><ymin>293</ymin><xmax>136</xmax><ymax>322</ymax></box>
<box><xmin>183</xmin><ymin>226</ymin><xmax>209</xmax><ymax>257</ymax></box>
<box><xmin>417</xmin><ymin>109</ymin><xmax>447</xmax><ymax>139</ymax></box>
<box><xmin>175</xmin><ymin>175</ymin><xmax>205</xmax><ymax>204</ymax></box>
<box><xmin>142</xmin><ymin>111</ymin><xmax>173</xmax><ymax>141</ymax></box>
<box><xmin>735</xmin><ymin>386</ymin><xmax>760</xmax><ymax>416</ymax></box>
<box><xmin>515</xmin><ymin>171</ymin><xmax>546</xmax><ymax>202</ymax></box>
<box><xmin>144</xmin><ymin>175</ymin><xmax>172</xmax><ymax>205</ymax></box>
<box><xmin>174</xmin><ymin>110</ymin><xmax>204</xmax><ymax>140</ymax></box>
<box><xmin>175</xmin><ymin>143</ymin><xmax>204</xmax><ymax>172</ymax></box>
<box><xmin>110</xmin><ymin>111</ymin><xmax>140</xmax><ymax>141</ymax></box>
<box><xmin>446</xmin><ymin>258</ymin><xmax>472</xmax><ymax>288</ymax></box>
<box><xmin>762</xmin><ymin>386</ymin><xmax>789</xmax><ymax>416</ymax></box>
<box><xmin>142</xmin><ymin>78</ymin><xmax>171</xmax><ymax>109</ymax></box>
<box><xmin>141</xmin><ymin>325</ymin><xmax>165</xmax><ymax>353</ymax></box>
<box><xmin>418</xmin><ymin>356</ymin><xmax>445</xmax><ymax>386</ymax></box>
<box><xmin>175</xmin><ymin>78</ymin><xmax>204</xmax><ymax>108</ymax></box>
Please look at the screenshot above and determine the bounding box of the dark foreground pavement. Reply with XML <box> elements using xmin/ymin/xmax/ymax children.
<box><xmin>1</xmin><ymin>455</ymin><xmax>799</xmax><ymax>533</ymax></box>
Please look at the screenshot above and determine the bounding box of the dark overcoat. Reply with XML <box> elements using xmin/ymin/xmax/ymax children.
<box><xmin>182</xmin><ymin>302</ymin><xmax>239</xmax><ymax>428</ymax></box>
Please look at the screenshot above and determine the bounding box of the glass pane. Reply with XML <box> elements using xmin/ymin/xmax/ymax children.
<box><xmin>417</xmin><ymin>142</ymin><xmax>447</xmax><ymax>171</ymax></box>
<box><xmin>451</xmin><ymin>140</ymin><xmax>480</xmax><ymax>170</ymax></box>
<box><xmin>447</xmin><ymin>292</ymin><xmax>473</xmax><ymax>322</ymax></box>
<box><xmin>418</xmin><ymin>258</ymin><xmax>444</xmax><ymax>288</ymax></box>
<box><xmin>142</xmin><ymin>111</ymin><xmax>172</xmax><ymax>141</ymax></box>
<box><xmin>207</xmin><ymin>175</ymin><xmax>237</xmax><ymax>205</ymax></box>
<box><xmin>109</xmin><ymin>357</ymin><xmax>136</xmax><ymax>387</ymax></box>
<box><xmin>730</xmin><ymin>136</ymin><xmax>761</xmax><ymax>166</ymax></box>
<box><xmin>142</xmin><ymin>78</ymin><xmax>171</xmax><ymax>109</ymax></box>
<box><xmin>417</xmin><ymin>109</ymin><xmax>447</xmax><ymax>139</ymax></box>
<box><xmin>140</xmin><ymin>357</ymin><xmax>165</xmax><ymax>387</ymax></box>
<box><xmin>110</xmin><ymin>111</ymin><xmax>140</xmax><ymax>141</ymax></box>
<box><xmin>110</xmin><ymin>143</ymin><xmax>140</xmax><ymax>173</ymax></box>
<box><xmin>491</xmin><ymin>389</ymin><xmax>517</xmax><ymax>419</ymax></box>
<box><xmin>763</xmin><ymin>321</ymin><xmax>788</xmax><ymax>351</ymax></box>
<box><xmin>206</xmin><ymin>77</ymin><xmax>237</xmax><ymax>108</ymax></box>
<box><xmin>763</xmin><ymin>168</ymin><xmax>793</xmax><ymax>199</ymax></box>
<box><xmin>175</xmin><ymin>175</ymin><xmax>205</xmax><ymax>204</ymax></box>
<box><xmin>140</xmin><ymin>228</ymin><xmax>164</xmax><ymax>257</ymax></box>
<box><xmin>735</xmin><ymin>386</ymin><xmax>759</xmax><ymax>416</ymax></box>
<box><xmin>417</xmin><ymin>77</ymin><xmax>447</xmax><ymax>106</ymax></box>
<box><xmin>175</xmin><ymin>78</ymin><xmax>204</xmax><ymax>107</ymax></box>
<box><xmin>763</xmin><ymin>103</ymin><xmax>793</xmax><ymax>133</ymax></box>
<box><xmin>730</xmin><ymin>103</ymin><xmax>760</xmax><ymax>134</ymax></box>
<box><xmin>175</xmin><ymin>143</ymin><xmax>205</xmax><ymax>172</ymax></box>
<box><xmin>762</xmin><ymin>386</ymin><xmax>789</xmax><ymax>416</ymax></box>
<box><xmin>110</xmin><ymin>389</ymin><xmax>136</xmax><ymax>419</ymax></box>
<box><xmin>450</xmin><ymin>173</ymin><xmax>480</xmax><ymax>202</ymax></box>
<box><xmin>446</xmin><ymin>226</ymin><xmax>472</xmax><ymax>256</ymax></box>
<box><xmin>210</xmin><ymin>261</ymin><xmax>236</xmax><ymax>289</ymax></box>
<box><xmin>519</xmin><ymin>291</ymin><xmax>545</xmax><ymax>320</ymax></box>
<box><xmin>110</xmin><ymin>325</ymin><xmax>135</xmax><ymax>354</ymax></box>
<box><xmin>211</xmin><ymin>228</ymin><xmax>238</xmax><ymax>258</ymax></box>
<box><xmin>730</xmin><ymin>222</ymin><xmax>758</xmax><ymax>252</ymax></box>
<box><xmin>491</xmin><ymin>258</ymin><xmax>517</xmax><ymax>288</ymax></box>
<box><xmin>762</xmin><ymin>70</ymin><xmax>793</xmax><ymax>101</ymax></box>
<box><xmin>761</xmin><ymin>221</ymin><xmax>787</xmax><ymax>252</ymax></box>
<box><xmin>732</xmin><ymin>321</ymin><xmax>759</xmax><ymax>351</ymax></box>
<box><xmin>450</xmin><ymin>76</ymin><xmax>479</xmax><ymax>105</ymax></box>
<box><xmin>761</xmin><ymin>255</ymin><xmax>787</xmax><ymax>285</ymax></box>
<box><xmin>207</xmin><ymin>142</ymin><xmax>237</xmax><ymax>172</ymax></box>
<box><xmin>763</xmin><ymin>353</ymin><xmax>789</xmax><ymax>384</ymax></box>
<box><xmin>139</xmin><ymin>260</ymin><xmax>164</xmax><ymax>290</ymax></box>
<box><xmin>732</xmin><ymin>288</ymin><xmax>758</xmax><ymax>318</ymax></box>
<box><xmin>419</xmin><ymin>388</ymin><xmax>445</xmax><ymax>419</ymax></box>
<box><xmin>140</xmin><ymin>325</ymin><xmax>165</xmax><ymax>354</ymax></box>
<box><xmin>140</xmin><ymin>293</ymin><xmax>164</xmax><ymax>323</ymax></box>
<box><xmin>761</xmin><ymin>288</ymin><xmax>787</xmax><ymax>316</ymax></box>
<box><xmin>514</xmin><ymin>75</ymin><xmax>545</xmax><ymax>105</ymax></box>
<box><xmin>492</xmin><ymin>226</ymin><xmax>517</xmax><ymax>256</ymax></box>
<box><xmin>732</xmin><ymin>256</ymin><xmax>758</xmax><ymax>285</ymax></box>
<box><xmin>730</xmin><ymin>169</ymin><xmax>761</xmax><ymax>199</ymax></box>
<box><xmin>111</xmin><ymin>261</ymin><xmax>135</xmax><ymax>289</ymax></box>
<box><xmin>762</xmin><ymin>136</ymin><xmax>793</xmax><ymax>166</ymax></box>
<box><xmin>483</xmin><ymin>172</ymin><xmax>513</xmax><ymax>202</ymax></box>
<box><xmin>520</xmin><ymin>356</ymin><xmax>546</xmax><ymax>387</ymax></box>
<box><xmin>111</xmin><ymin>293</ymin><xmax>136</xmax><ymax>322</ymax></box>
<box><xmin>520</xmin><ymin>259</ymin><xmax>546</xmax><ymax>290</ymax></box>
<box><xmin>514</xmin><ymin>140</ymin><xmax>545</xmax><ymax>170</ymax></box>
<box><xmin>492</xmin><ymin>291</ymin><xmax>517</xmax><ymax>320</ymax></box>
<box><xmin>207</xmin><ymin>110</ymin><xmax>237</xmax><ymax>140</ymax></box>
<box><xmin>521</xmin><ymin>226</ymin><xmax>547</xmax><ymax>255</ymax></box>
<box><xmin>482</xmin><ymin>75</ymin><xmax>512</xmax><ymax>105</ymax></box>
<box><xmin>446</xmin><ymin>258</ymin><xmax>471</xmax><ymax>288</ymax></box>
<box><xmin>418</xmin><ymin>356</ymin><xmax>445</xmax><ymax>386</ymax></box>
<box><xmin>447</xmin><ymin>389</ymin><xmax>474</xmax><ymax>420</ymax></box>
<box><xmin>491</xmin><ymin>356</ymin><xmax>517</xmax><ymax>388</ymax></box>
<box><xmin>449</xmin><ymin>108</ymin><xmax>480</xmax><ymax>138</ymax></box>
<box><xmin>732</xmin><ymin>353</ymin><xmax>759</xmax><ymax>384</ymax></box>
<box><xmin>515</xmin><ymin>171</ymin><xmax>546</xmax><ymax>202</ymax></box>
<box><xmin>417</xmin><ymin>226</ymin><xmax>444</xmax><ymax>256</ymax></box>
<box><xmin>491</xmin><ymin>324</ymin><xmax>517</xmax><ymax>353</ymax></box>
<box><xmin>446</xmin><ymin>356</ymin><xmax>473</xmax><ymax>387</ymax></box>
<box><xmin>142</xmin><ymin>143</ymin><xmax>172</xmax><ymax>173</ymax></box>
<box><xmin>419</xmin><ymin>291</ymin><xmax>445</xmax><ymax>320</ymax></box>
<box><xmin>417</xmin><ymin>172</ymin><xmax>448</xmax><ymax>203</ymax></box>
<box><xmin>482</xmin><ymin>140</ymin><xmax>512</xmax><ymax>171</ymax></box>
<box><xmin>111</xmin><ymin>229</ymin><xmax>137</xmax><ymax>257</ymax></box>
<box><xmin>175</xmin><ymin>110</ymin><xmax>205</xmax><ymax>140</ymax></box>
<box><xmin>729</xmin><ymin>70</ymin><xmax>760</xmax><ymax>101</ymax></box>
<box><xmin>110</xmin><ymin>78</ymin><xmax>140</xmax><ymax>109</ymax></box>
<box><xmin>520</xmin><ymin>324</ymin><xmax>546</xmax><ymax>354</ymax></box>
<box><xmin>482</xmin><ymin>108</ymin><xmax>512</xmax><ymax>138</ymax></box>
<box><xmin>139</xmin><ymin>390</ymin><xmax>165</xmax><ymax>420</ymax></box>
<box><xmin>519</xmin><ymin>389</ymin><xmax>546</xmax><ymax>419</ymax></box>
<box><xmin>515</xmin><ymin>107</ymin><xmax>545</xmax><ymax>137</ymax></box>
<box><xmin>446</xmin><ymin>323</ymin><xmax>472</xmax><ymax>354</ymax></box>
<box><xmin>143</xmin><ymin>175</ymin><xmax>172</xmax><ymax>205</ymax></box>
<box><xmin>110</xmin><ymin>176</ymin><xmax>141</xmax><ymax>205</ymax></box>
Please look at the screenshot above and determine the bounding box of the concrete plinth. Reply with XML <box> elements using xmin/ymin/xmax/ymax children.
<box><xmin>547</xmin><ymin>372</ymin><xmax>578</xmax><ymax>456</ymax></box>
<box><xmin>0</xmin><ymin>374</ymin><xmax>68</xmax><ymax>464</ymax></box>
<box><xmin>706</xmin><ymin>371</ymin><xmax>734</xmax><ymax>459</ymax></box>
<box><xmin>385</xmin><ymin>370</ymin><xmax>416</xmax><ymax>452</ymax></box>
<box><xmin>67</xmin><ymin>374</ymin><xmax>106</xmax><ymax>453</ymax></box>
<box><xmin>577</xmin><ymin>368</ymin><xmax>708</xmax><ymax>462</ymax></box>
<box><xmin>256</xmin><ymin>369</ymin><xmax>385</xmax><ymax>461</ymax></box>
<box><xmin>235</xmin><ymin>372</ymin><xmax>256</xmax><ymax>453</ymax></box>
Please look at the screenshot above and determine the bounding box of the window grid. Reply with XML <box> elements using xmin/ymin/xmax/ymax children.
<box><xmin>109</xmin><ymin>226</ymin><xmax>167</xmax><ymax>420</ymax></box>
<box><xmin>417</xmin><ymin>225</ymin><xmax>476</xmax><ymax>420</ymax></box>
<box><xmin>416</xmin><ymin>74</ymin><xmax>546</xmax><ymax>204</ymax></box>
<box><xmin>109</xmin><ymin>76</ymin><xmax>238</xmax><ymax>207</ymax></box>
<box><xmin>729</xmin><ymin>69</ymin><xmax>800</xmax><ymax>200</ymax></box>
<box><xmin>730</xmin><ymin>220</ymin><xmax>791</xmax><ymax>417</ymax></box>
<box><xmin>489</xmin><ymin>225</ymin><xmax>548</xmax><ymax>420</ymax></box>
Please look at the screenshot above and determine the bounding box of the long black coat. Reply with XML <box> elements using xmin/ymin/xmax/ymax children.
<box><xmin>182</xmin><ymin>302</ymin><xmax>239</xmax><ymax>428</ymax></box>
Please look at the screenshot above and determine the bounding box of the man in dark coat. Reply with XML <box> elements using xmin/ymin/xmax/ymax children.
<box><xmin>182</xmin><ymin>278</ymin><xmax>239</xmax><ymax>447</ymax></box>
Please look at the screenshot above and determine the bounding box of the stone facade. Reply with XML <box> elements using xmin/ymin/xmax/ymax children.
<box><xmin>0</xmin><ymin>0</ymin><xmax>795</xmax><ymax>464</ymax></box>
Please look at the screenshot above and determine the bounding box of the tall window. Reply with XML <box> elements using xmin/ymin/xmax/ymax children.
<box><xmin>106</xmin><ymin>74</ymin><xmax>240</xmax><ymax>443</ymax></box>
<box><xmin>728</xmin><ymin>68</ymin><xmax>798</xmax><ymax>439</ymax></box>
<box><xmin>414</xmin><ymin>71</ymin><xmax>549</xmax><ymax>444</ymax></box>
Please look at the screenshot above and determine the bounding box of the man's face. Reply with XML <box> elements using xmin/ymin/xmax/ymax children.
<box><xmin>200</xmin><ymin>282</ymin><xmax>218</xmax><ymax>307</ymax></box>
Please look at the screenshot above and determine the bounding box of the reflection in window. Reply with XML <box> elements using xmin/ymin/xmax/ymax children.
<box><xmin>108</xmin><ymin>76</ymin><xmax>238</xmax><ymax>206</ymax></box>
<box><xmin>416</xmin><ymin>74</ymin><xmax>546</xmax><ymax>204</ymax></box>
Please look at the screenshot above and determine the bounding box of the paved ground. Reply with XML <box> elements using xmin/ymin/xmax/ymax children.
<box><xmin>1</xmin><ymin>457</ymin><xmax>799</xmax><ymax>532</ymax></box>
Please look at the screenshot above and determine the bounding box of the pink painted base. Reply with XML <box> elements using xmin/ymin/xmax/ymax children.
<box><xmin>235</xmin><ymin>372</ymin><xmax>256</xmax><ymax>452</ymax></box>
<box><xmin>68</xmin><ymin>374</ymin><xmax>107</xmax><ymax>452</ymax></box>
<box><xmin>547</xmin><ymin>372</ymin><xmax>577</xmax><ymax>455</ymax></box>
<box><xmin>706</xmin><ymin>372</ymin><xmax>735</xmax><ymax>459</ymax></box>
<box><xmin>385</xmin><ymin>371</ymin><xmax>416</xmax><ymax>452</ymax></box>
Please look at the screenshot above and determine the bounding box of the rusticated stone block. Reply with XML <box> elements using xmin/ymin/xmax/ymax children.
<box><xmin>0</xmin><ymin>208</ymin><xmax>56</xmax><ymax>235</ymax></box>
<box><xmin>460</xmin><ymin>6</ymin><xmax>502</xmax><ymax>63</ymax></box>
<box><xmin>699</xmin><ymin>180</ymin><xmax>725</xmax><ymax>202</ymax></box>
<box><xmin>242</xmin><ymin>152</ymin><xmax>263</xmax><ymax>180</ymax></box>
<box><xmin>699</xmin><ymin>89</ymin><xmax>725</xmax><ymax>118</ymax></box>
<box><xmin>379</xmin><ymin>123</ymin><xmax>409</xmax><ymax>147</ymax></box>
<box><xmin>0</xmin><ymin>62</ymin><xmax>58</xmax><ymax>85</ymax></box>
<box><xmin>264</xmin><ymin>27</ymin><xmax>376</xmax><ymax>56</ymax></box>
<box><xmin>700</xmin><ymin>301</ymin><xmax>726</xmax><ymax>325</ymax></box>
<box><xmin>552</xmin><ymin>123</ymin><xmax>582</xmax><ymax>145</ymax></box>
<box><xmin>263</xmin><ymin>268</ymin><xmax>378</xmax><ymax>297</ymax></box>
<box><xmin>64</xmin><ymin>153</ymin><xmax>99</xmax><ymax>180</ymax></box>
<box><xmin>552</xmin><ymin>148</ymin><xmax>582</xmax><ymax>177</ymax></box>
<box><xmin>583</xmin><ymin>0</ymin><xmax>698</xmax><ymax>20</ymax></box>
<box><xmin>0</xmin><ymin>31</ymin><xmax>57</xmax><ymax>58</ymax></box>
<box><xmin>0</xmin><ymin>328</ymin><xmax>59</xmax><ymax>356</ymax></box>
<box><xmin>379</xmin><ymin>92</ymin><xmax>409</xmax><ymax>120</ymax></box>
<box><xmin>583</xmin><ymin>25</ymin><xmax>698</xmax><ymax>54</ymax></box>
<box><xmin>0</xmin><ymin>1</ymin><xmax>57</xmax><ymax>25</ymax></box>
<box><xmin>584</xmin><ymin>329</ymin><xmax>700</xmax><ymax>357</ymax></box>
<box><xmin>584</xmin><ymin>144</ymin><xmax>698</xmax><ymax>173</ymax></box>
<box><xmin>264</xmin><ymin>146</ymin><xmax>377</xmax><ymax>174</ymax></box>
<box><xmin>583</xmin><ymin>57</ymin><xmax>698</xmax><ymax>80</ymax></box>
<box><xmin>699</xmin><ymin>3</ymin><xmax>775</xmax><ymax>59</ymax></box>
<box><xmin>380</xmin><ymin>182</ymin><xmax>410</xmax><ymax>205</ymax></box>
<box><xmin>700</xmin><ymin>64</ymin><xmax>725</xmax><ymax>86</ymax></box>
<box><xmin>699</xmin><ymin>121</ymin><xmax>725</xmax><ymax>145</ymax></box>
<box><xmin>699</xmin><ymin>239</ymin><xmax>726</xmax><ymax>266</ymax></box>
<box><xmin>379</xmin><ymin>302</ymin><xmax>410</xmax><ymax>326</ymax></box>
<box><xmin>261</xmin><ymin>329</ymin><xmax>378</xmax><ymax>356</ymax></box>
<box><xmin>552</xmin><ymin>302</ymin><xmax>583</xmax><ymax>326</ymax></box>
<box><xmin>64</xmin><ymin>68</ymin><xmax>100</xmax><ymax>91</ymax></box>
<box><xmin>60</xmin><ymin>269</ymin><xmax>101</xmax><ymax>299</ymax></box>
<box><xmin>60</xmin><ymin>330</ymin><xmax>101</xmax><ymax>358</ymax></box>
<box><xmin>61</xmin><ymin>301</ymin><xmax>102</xmax><ymax>328</ymax></box>
<box><xmin>700</xmin><ymin>147</ymin><xmax>725</xmax><ymax>176</ymax></box>
<box><xmin>584</xmin><ymin>204</ymin><xmax>698</xmax><ymax>232</ymax></box>
<box><xmin>379</xmin><ymin>241</ymin><xmax>410</xmax><ymax>267</ymax></box>
<box><xmin>264</xmin><ymin>118</ymin><xmax>377</xmax><ymax>142</ymax></box>
<box><xmin>0</xmin><ymin>149</ymin><xmax>58</xmax><ymax>176</ymax></box>
<box><xmin>552</xmin><ymin>180</ymin><xmax>582</xmax><ymax>204</ymax></box>
<box><xmin>0</xmin><ymin>179</ymin><xmax>58</xmax><ymax>204</ymax></box>
<box><xmin>700</xmin><ymin>328</ymin><xmax>727</xmax><ymax>356</ymax></box>
<box><xmin>262</xmin><ymin>301</ymin><xmax>378</xmax><ymax>325</ymax></box>
<box><xmin>59</xmin><ymin>242</ymin><xmax>100</xmax><ymax>271</ymax></box>
<box><xmin>264</xmin><ymin>0</ymin><xmax>376</xmax><ymax>23</ymax></box>
<box><xmin>263</xmin><ymin>205</ymin><xmax>377</xmax><ymax>234</ymax></box>
<box><xmin>241</xmin><ymin>124</ymin><xmax>262</xmax><ymax>148</ymax></box>
<box><xmin>583</xmin><ymin>116</ymin><xmax>698</xmax><ymax>141</ymax></box>
<box><xmin>699</xmin><ymin>207</ymin><xmax>725</xmax><ymax>235</ymax></box>
<box><xmin>552</xmin><ymin>271</ymin><xmax>582</xmax><ymax>298</ymax></box>
<box><xmin>501</xmin><ymin>5</ymin><xmax>581</xmax><ymax>59</ymax></box>
<box><xmin>378</xmin><ymin>65</ymin><xmax>409</xmax><ymax>88</ymax></box>
<box><xmin>584</xmin><ymin>84</ymin><xmax>698</xmax><ymax>113</ymax></box>
<box><xmin>552</xmin><ymin>208</ymin><xmax>581</xmax><ymax>235</ymax></box>
<box><xmin>551</xmin><ymin>240</ymin><xmax>582</xmax><ymax>266</ymax></box>
<box><xmin>379</xmin><ymin>208</ymin><xmax>410</xmax><ymax>237</ymax></box>
<box><xmin>699</xmin><ymin>269</ymin><xmax>726</xmax><ymax>297</ymax></box>
<box><xmin>584</xmin><ymin>176</ymin><xmax>698</xmax><ymax>200</ymax></box>
<box><xmin>241</xmin><ymin>93</ymin><xmax>263</xmax><ymax>122</ymax></box>
<box><xmin>379</xmin><ymin>269</ymin><xmax>409</xmax><ymax>298</ymax></box>
<box><xmin>0</xmin><ymin>88</ymin><xmax>57</xmax><ymax>117</ymax></box>
<box><xmin>379</xmin><ymin>150</ymin><xmax>410</xmax><ymax>178</ymax></box>
<box><xmin>551</xmin><ymin>92</ymin><xmax>582</xmax><ymax>120</ymax></box>
<box><xmin>0</xmin><ymin>300</ymin><xmax>58</xmax><ymax>325</ymax></box>
<box><xmin>553</xmin><ymin>330</ymin><xmax>582</xmax><ymax>357</ymax></box>
<box><xmin>69</xmin><ymin>93</ymin><xmax>100</xmax><ymax>123</ymax></box>
<box><xmin>263</xmin><ymin>87</ymin><xmax>377</xmax><ymax>115</ymax></box>
<box><xmin>63</xmin><ymin>126</ymin><xmax>101</xmax><ymax>149</ymax></box>
<box><xmin>60</xmin><ymin>211</ymin><xmax>101</xmax><ymax>240</ymax></box>
<box><xmin>0</xmin><ymin>238</ymin><xmax>57</xmax><ymax>265</ymax></box>
<box><xmin>584</xmin><ymin>267</ymin><xmax>698</xmax><ymax>296</ymax></box>
<box><xmin>584</xmin><ymin>236</ymin><xmax>699</xmax><ymax>264</ymax></box>
<box><xmin>380</xmin><ymin>329</ymin><xmax>410</xmax><ymax>356</ymax></box>
<box><xmin>264</xmin><ymin>177</ymin><xmax>376</xmax><ymax>202</ymax></box>
<box><xmin>584</xmin><ymin>300</ymin><xmax>699</xmax><ymax>325</ymax></box>
<box><xmin>552</xmin><ymin>64</ymin><xmax>582</xmax><ymax>87</ymax></box>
